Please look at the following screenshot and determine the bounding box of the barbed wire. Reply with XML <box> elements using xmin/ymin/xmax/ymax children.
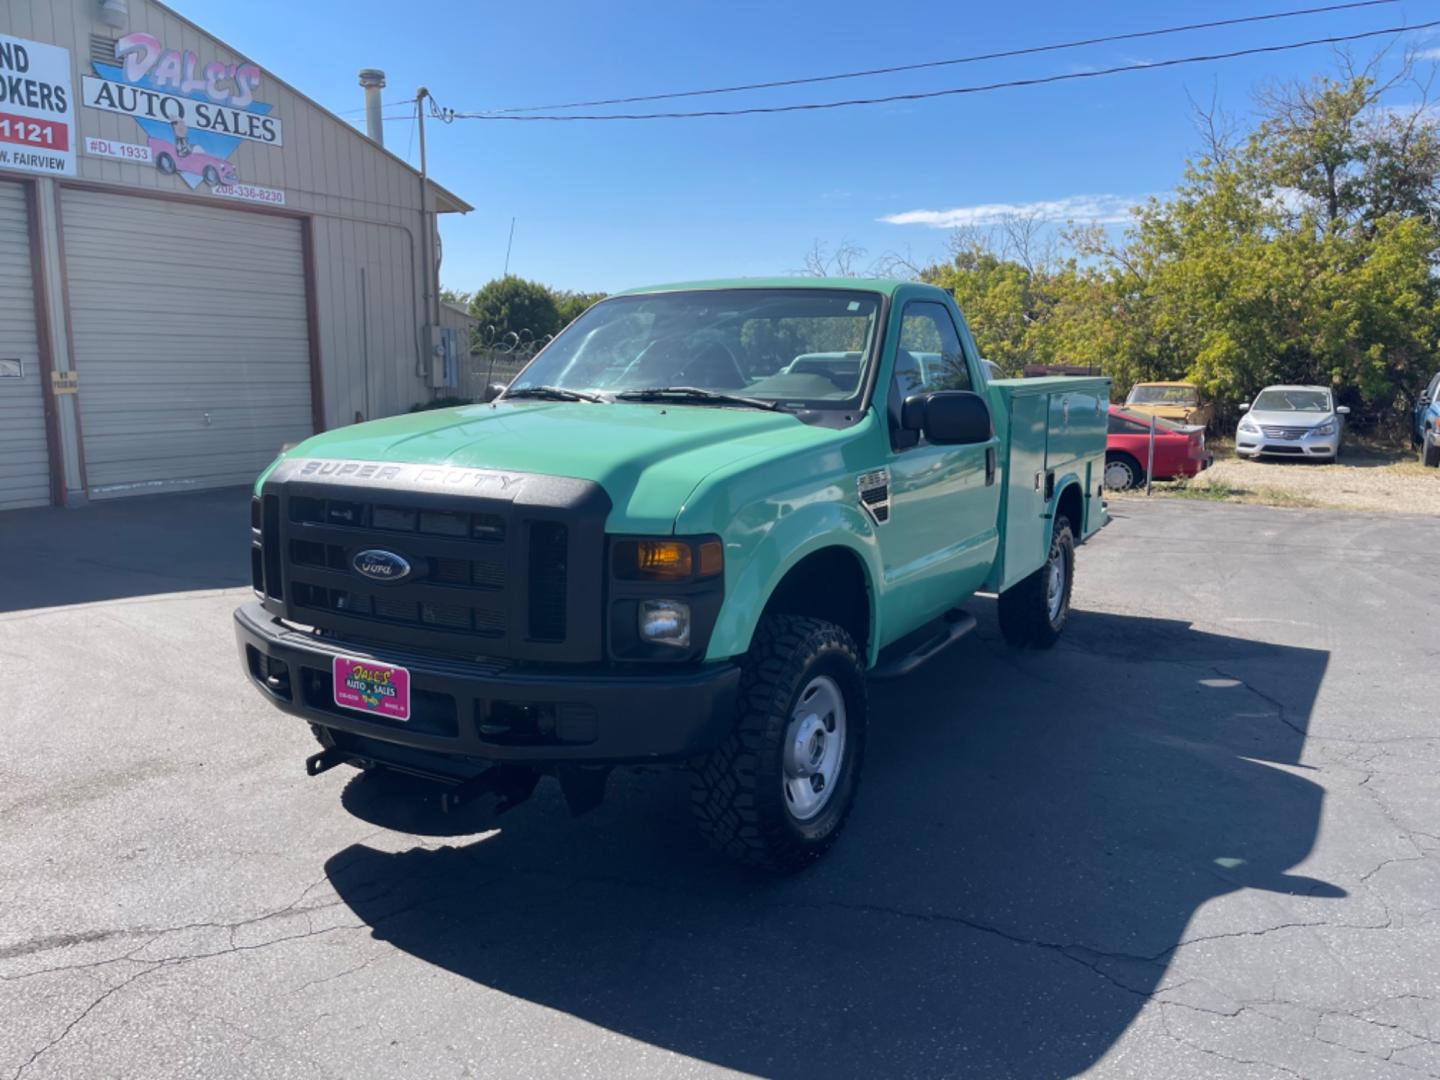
<box><xmin>469</xmin><ymin>324</ymin><xmax>554</xmax><ymax>359</ymax></box>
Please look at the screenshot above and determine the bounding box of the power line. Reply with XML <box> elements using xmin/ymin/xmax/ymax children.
<box><xmin>448</xmin><ymin>19</ymin><xmax>1438</xmax><ymax>122</ymax></box>
<box><xmin>481</xmin><ymin>0</ymin><xmax>1402</xmax><ymax>115</ymax></box>
<box><xmin>335</xmin><ymin>96</ymin><xmax>417</xmax><ymax>117</ymax></box>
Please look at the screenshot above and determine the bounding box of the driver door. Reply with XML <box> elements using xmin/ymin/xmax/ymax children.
<box><xmin>879</xmin><ymin>301</ymin><xmax>1001</xmax><ymax>625</ymax></box>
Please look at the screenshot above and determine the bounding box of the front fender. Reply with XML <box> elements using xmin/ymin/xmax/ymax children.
<box><xmin>703</xmin><ymin>499</ymin><xmax>884</xmax><ymax>667</ymax></box>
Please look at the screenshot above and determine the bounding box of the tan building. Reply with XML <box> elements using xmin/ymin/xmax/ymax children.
<box><xmin>0</xmin><ymin>0</ymin><xmax>470</xmax><ymax>509</ymax></box>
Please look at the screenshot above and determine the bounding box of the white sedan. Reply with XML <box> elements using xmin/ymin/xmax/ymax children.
<box><xmin>1236</xmin><ymin>385</ymin><xmax>1350</xmax><ymax>461</ymax></box>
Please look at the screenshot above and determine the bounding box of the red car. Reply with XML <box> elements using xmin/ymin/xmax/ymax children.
<box><xmin>1105</xmin><ymin>405</ymin><xmax>1211</xmax><ymax>490</ymax></box>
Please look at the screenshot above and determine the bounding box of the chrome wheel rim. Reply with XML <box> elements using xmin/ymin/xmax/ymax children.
<box><xmin>1103</xmin><ymin>460</ymin><xmax>1134</xmax><ymax>490</ymax></box>
<box><xmin>1046</xmin><ymin>544</ymin><xmax>1066</xmax><ymax>623</ymax></box>
<box><xmin>782</xmin><ymin>676</ymin><xmax>847</xmax><ymax>822</ymax></box>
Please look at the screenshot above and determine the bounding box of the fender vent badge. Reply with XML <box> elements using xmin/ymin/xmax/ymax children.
<box><xmin>857</xmin><ymin>469</ymin><xmax>891</xmax><ymax>526</ymax></box>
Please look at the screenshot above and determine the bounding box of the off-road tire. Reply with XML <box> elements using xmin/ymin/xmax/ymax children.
<box><xmin>690</xmin><ymin>614</ymin><xmax>867</xmax><ymax>873</ymax></box>
<box><xmin>1423</xmin><ymin>438</ymin><xmax>1440</xmax><ymax>468</ymax></box>
<box><xmin>997</xmin><ymin>515</ymin><xmax>1075</xmax><ymax>650</ymax></box>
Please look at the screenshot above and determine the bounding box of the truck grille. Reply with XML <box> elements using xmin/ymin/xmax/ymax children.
<box><xmin>254</xmin><ymin>460</ymin><xmax>609</xmax><ymax>663</ymax></box>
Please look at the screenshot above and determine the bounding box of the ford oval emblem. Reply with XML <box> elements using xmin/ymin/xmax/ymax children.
<box><xmin>352</xmin><ymin>549</ymin><xmax>412</xmax><ymax>583</ymax></box>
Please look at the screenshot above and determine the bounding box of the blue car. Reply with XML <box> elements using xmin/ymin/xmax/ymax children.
<box><xmin>1418</xmin><ymin>371</ymin><xmax>1440</xmax><ymax>468</ymax></box>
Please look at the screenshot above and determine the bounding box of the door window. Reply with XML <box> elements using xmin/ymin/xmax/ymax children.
<box><xmin>894</xmin><ymin>303</ymin><xmax>973</xmax><ymax>396</ymax></box>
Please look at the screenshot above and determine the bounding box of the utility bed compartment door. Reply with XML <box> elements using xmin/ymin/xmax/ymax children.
<box><xmin>991</xmin><ymin>376</ymin><xmax>1110</xmax><ymax>591</ymax></box>
<box><xmin>999</xmin><ymin>392</ymin><xmax>1049</xmax><ymax>592</ymax></box>
<box><xmin>1045</xmin><ymin>387</ymin><xmax>1107</xmax><ymax>541</ymax></box>
<box><xmin>1045</xmin><ymin>388</ymin><xmax>1106</xmax><ymax>474</ymax></box>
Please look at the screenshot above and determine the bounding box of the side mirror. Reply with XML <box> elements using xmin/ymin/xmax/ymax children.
<box><xmin>1421</xmin><ymin>394</ymin><xmax>1433</xmax><ymax>406</ymax></box>
<box><xmin>1238</xmin><ymin>402</ymin><xmax>1250</xmax><ymax>413</ymax></box>
<box><xmin>1336</xmin><ymin>405</ymin><xmax>1351</xmax><ymax>416</ymax></box>
<box><xmin>902</xmin><ymin>391</ymin><xmax>993</xmax><ymax>446</ymax></box>
<box><xmin>483</xmin><ymin>382</ymin><xmax>508</xmax><ymax>403</ymax></box>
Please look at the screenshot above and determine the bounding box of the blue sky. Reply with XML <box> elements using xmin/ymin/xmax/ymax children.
<box><xmin>176</xmin><ymin>0</ymin><xmax>1435</xmax><ymax>293</ymax></box>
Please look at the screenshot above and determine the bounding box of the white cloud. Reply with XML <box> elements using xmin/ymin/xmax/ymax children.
<box><xmin>1415</xmin><ymin>47</ymin><xmax>1440</xmax><ymax>61</ymax></box>
<box><xmin>880</xmin><ymin>193</ymin><xmax>1151</xmax><ymax>229</ymax></box>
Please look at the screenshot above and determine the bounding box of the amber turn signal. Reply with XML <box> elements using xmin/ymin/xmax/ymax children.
<box><xmin>636</xmin><ymin>540</ymin><xmax>692</xmax><ymax>578</ymax></box>
<box><xmin>697</xmin><ymin>539</ymin><xmax>723</xmax><ymax>578</ymax></box>
<box><xmin>613</xmin><ymin>537</ymin><xmax>724</xmax><ymax>581</ymax></box>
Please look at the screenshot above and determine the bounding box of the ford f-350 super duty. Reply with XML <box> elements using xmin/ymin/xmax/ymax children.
<box><xmin>236</xmin><ymin>279</ymin><xmax>1109</xmax><ymax>871</ymax></box>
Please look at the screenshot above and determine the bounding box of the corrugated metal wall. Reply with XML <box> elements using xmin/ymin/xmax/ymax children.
<box><xmin>312</xmin><ymin>215</ymin><xmax>422</xmax><ymax>422</ymax></box>
<box><xmin>62</xmin><ymin>188</ymin><xmax>312</xmax><ymax>496</ymax></box>
<box><xmin>3</xmin><ymin>0</ymin><xmax>441</xmax><ymax>430</ymax></box>
<box><xmin>0</xmin><ymin>182</ymin><xmax>50</xmax><ymax>511</ymax></box>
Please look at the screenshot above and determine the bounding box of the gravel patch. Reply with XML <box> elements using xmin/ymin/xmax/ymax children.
<box><xmin>1118</xmin><ymin>444</ymin><xmax>1440</xmax><ymax>514</ymax></box>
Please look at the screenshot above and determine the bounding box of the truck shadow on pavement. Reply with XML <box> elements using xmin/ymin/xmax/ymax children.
<box><xmin>325</xmin><ymin>606</ymin><xmax>1338</xmax><ymax>1078</ymax></box>
<box><xmin>0</xmin><ymin>488</ymin><xmax>252</xmax><ymax>614</ymax></box>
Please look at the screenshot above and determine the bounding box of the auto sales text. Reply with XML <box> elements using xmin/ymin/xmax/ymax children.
<box><xmin>81</xmin><ymin>76</ymin><xmax>283</xmax><ymax>146</ymax></box>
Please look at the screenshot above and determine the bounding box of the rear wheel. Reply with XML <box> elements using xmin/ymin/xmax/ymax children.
<box><xmin>691</xmin><ymin>614</ymin><xmax>867</xmax><ymax>873</ymax></box>
<box><xmin>1103</xmin><ymin>453</ymin><xmax>1142</xmax><ymax>491</ymax></box>
<box><xmin>998</xmin><ymin>516</ymin><xmax>1075</xmax><ymax>650</ymax></box>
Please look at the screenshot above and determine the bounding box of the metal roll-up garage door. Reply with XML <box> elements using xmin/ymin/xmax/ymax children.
<box><xmin>61</xmin><ymin>189</ymin><xmax>313</xmax><ymax>498</ymax></box>
<box><xmin>0</xmin><ymin>181</ymin><xmax>51</xmax><ymax>512</ymax></box>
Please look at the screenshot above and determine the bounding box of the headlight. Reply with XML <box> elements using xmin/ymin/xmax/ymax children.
<box><xmin>1311</xmin><ymin>422</ymin><xmax>1336</xmax><ymax>436</ymax></box>
<box><xmin>608</xmin><ymin>534</ymin><xmax>724</xmax><ymax>661</ymax></box>
<box><xmin>1238</xmin><ymin>420</ymin><xmax>1259</xmax><ymax>434</ymax></box>
<box><xmin>639</xmin><ymin>600</ymin><xmax>691</xmax><ymax>647</ymax></box>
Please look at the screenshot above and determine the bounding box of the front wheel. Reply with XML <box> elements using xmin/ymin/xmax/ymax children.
<box><xmin>1423</xmin><ymin>435</ymin><xmax>1440</xmax><ymax>468</ymax></box>
<box><xmin>691</xmin><ymin>614</ymin><xmax>867</xmax><ymax>873</ymax></box>
<box><xmin>998</xmin><ymin>515</ymin><xmax>1075</xmax><ymax>649</ymax></box>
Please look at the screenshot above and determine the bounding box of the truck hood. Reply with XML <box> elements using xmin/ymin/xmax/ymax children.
<box><xmin>272</xmin><ymin>401</ymin><xmax>840</xmax><ymax>532</ymax></box>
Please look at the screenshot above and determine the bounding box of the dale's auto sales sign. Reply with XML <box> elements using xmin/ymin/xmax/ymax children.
<box><xmin>0</xmin><ymin>34</ymin><xmax>76</xmax><ymax>177</ymax></box>
<box><xmin>81</xmin><ymin>33</ymin><xmax>283</xmax><ymax>148</ymax></box>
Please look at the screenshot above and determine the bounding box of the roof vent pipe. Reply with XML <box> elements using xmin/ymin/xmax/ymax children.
<box><xmin>99</xmin><ymin>0</ymin><xmax>129</xmax><ymax>29</ymax></box>
<box><xmin>358</xmin><ymin>68</ymin><xmax>386</xmax><ymax>147</ymax></box>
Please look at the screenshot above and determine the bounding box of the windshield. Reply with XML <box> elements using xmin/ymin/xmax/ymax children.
<box><xmin>1252</xmin><ymin>388</ymin><xmax>1332</xmax><ymax>412</ymax></box>
<box><xmin>506</xmin><ymin>288</ymin><xmax>883</xmax><ymax>410</ymax></box>
<box><xmin>1127</xmin><ymin>385</ymin><xmax>1198</xmax><ymax>406</ymax></box>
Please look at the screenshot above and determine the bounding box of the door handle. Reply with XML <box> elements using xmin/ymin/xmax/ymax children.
<box><xmin>985</xmin><ymin>447</ymin><xmax>996</xmax><ymax>486</ymax></box>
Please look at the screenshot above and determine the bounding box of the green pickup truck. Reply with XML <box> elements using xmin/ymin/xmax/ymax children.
<box><xmin>236</xmin><ymin>279</ymin><xmax>1109</xmax><ymax>870</ymax></box>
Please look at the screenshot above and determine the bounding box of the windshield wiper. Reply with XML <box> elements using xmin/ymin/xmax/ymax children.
<box><xmin>614</xmin><ymin>386</ymin><xmax>784</xmax><ymax>411</ymax></box>
<box><xmin>501</xmin><ymin>385</ymin><xmax>606</xmax><ymax>403</ymax></box>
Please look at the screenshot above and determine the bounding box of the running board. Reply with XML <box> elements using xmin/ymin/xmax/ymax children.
<box><xmin>869</xmin><ymin>610</ymin><xmax>977</xmax><ymax>681</ymax></box>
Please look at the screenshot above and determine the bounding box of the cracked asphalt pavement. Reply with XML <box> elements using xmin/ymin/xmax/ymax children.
<box><xmin>2</xmin><ymin>491</ymin><xmax>1437</xmax><ymax>1078</ymax></box>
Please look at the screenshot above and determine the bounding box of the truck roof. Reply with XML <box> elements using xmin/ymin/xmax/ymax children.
<box><xmin>617</xmin><ymin>277</ymin><xmax>922</xmax><ymax>298</ymax></box>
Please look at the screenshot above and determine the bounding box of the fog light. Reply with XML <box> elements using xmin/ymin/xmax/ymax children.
<box><xmin>639</xmin><ymin>600</ymin><xmax>691</xmax><ymax>647</ymax></box>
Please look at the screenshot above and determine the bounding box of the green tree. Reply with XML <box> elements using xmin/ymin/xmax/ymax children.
<box><xmin>554</xmin><ymin>290</ymin><xmax>607</xmax><ymax>326</ymax></box>
<box><xmin>468</xmin><ymin>275</ymin><xmax>562</xmax><ymax>341</ymax></box>
<box><xmin>881</xmin><ymin>56</ymin><xmax>1440</xmax><ymax>439</ymax></box>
